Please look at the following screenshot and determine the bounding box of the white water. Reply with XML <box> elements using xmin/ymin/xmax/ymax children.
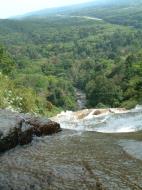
<box><xmin>56</xmin><ymin>14</ymin><xmax>102</xmax><ymax>21</ymax></box>
<box><xmin>51</xmin><ymin>106</ymin><xmax>142</xmax><ymax>133</ymax></box>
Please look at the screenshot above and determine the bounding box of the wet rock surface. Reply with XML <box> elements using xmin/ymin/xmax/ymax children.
<box><xmin>0</xmin><ymin>109</ymin><xmax>61</xmax><ymax>153</ymax></box>
<box><xmin>0</xmin><ymin>107</ymin><xmax>142</xmax><ymax>189</ymax></box>
<box><xmin>0</xmin><ymin>130</ymin><xmax>142</xmax><ymax>190</ymax></box>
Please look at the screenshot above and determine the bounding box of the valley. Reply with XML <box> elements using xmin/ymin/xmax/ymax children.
<box><xmin>0</xmin><ymin>1</ymin><xmax>142</xmax><ymax>189</ymax></box>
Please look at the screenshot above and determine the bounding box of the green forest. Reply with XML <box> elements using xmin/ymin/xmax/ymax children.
<box><xmin>0</xmin><ymin>1</ymin><xmax>142</xmax><ymax>115</ymax></box>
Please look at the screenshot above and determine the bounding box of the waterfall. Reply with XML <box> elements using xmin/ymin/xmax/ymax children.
<box><xmin>51</xmin><ymin>106</ymin><xmax>142</xmax><ymax>133</ymax></box>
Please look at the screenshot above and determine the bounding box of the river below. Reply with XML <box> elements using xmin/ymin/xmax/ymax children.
<box><xmin>0</xmin><ymin>107</ymin><xmax>142</xmax><ymax>190</ymax></box>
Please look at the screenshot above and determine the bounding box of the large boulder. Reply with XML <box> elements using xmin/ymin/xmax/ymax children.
<box><xmin>0</xmin><ymin>110</ymin><xmax>61</xmax><ymax>153</ymax></box>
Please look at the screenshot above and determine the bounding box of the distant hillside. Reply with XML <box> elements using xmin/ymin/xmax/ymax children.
<box><xmin>13</xmin><ymin>1</ymin><xmax>95</xmax><ymax>19</ymax></box>
<box><xmin>94</xmin><ymin>0</ymin><xmax>141</xmax><ymax>6</ymax></box>
<box><xmin>13</xmin><ymin>0</ymin><xmax>142</xmax><ymax>29</ymax></box>
<box><xmin>70</xmin><ymin>0</ymin><xmax>142</xmax><ymax>28</ymax></box>
<box><xmin>13</xmin><ymin>0</ymin><xmax>142</xmax><ymax>20</ymax></box>
<box><xmin>0</xmin><ymin>0</ymin><xmax>142</xmax><ymax>111</ymax></box>
<box><xmin>94</xmin><ymin>7</ymin><xmax>142</xmax><ymax>28</ymax></box>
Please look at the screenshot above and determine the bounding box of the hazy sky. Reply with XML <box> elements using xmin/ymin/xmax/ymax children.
<box><xmin>0</xmin><ymin>0</ymin><xmax>93</xmax><ymax>18</ymax></box>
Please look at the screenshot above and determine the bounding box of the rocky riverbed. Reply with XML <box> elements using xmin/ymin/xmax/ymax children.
<box><xmin>0</xmin><ymin>107</ymin><xmax>142</xmax><ymax>190</ymax></box>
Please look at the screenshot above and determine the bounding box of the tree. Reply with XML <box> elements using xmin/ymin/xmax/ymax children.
<box><xmin>0</xmin><ymin>46</ymin><xmax>15</xmax><ymax>75</ymax></box>
<box><xmin>86</xmin><ymin>76</ymin><xmax>123</xmax><ymax>107</ymax></box>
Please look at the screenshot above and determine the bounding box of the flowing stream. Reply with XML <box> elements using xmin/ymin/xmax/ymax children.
<box><xmin>56</xmin><ymin>14</ymin><xmax>103</xmax><ymax>21</ymax></box>
<box><xmin>0</xmin><ymin>106</ymin><xmax>142</xmax><ymax>189</ymax></box>
<box><xmin>75</xmin><ymin>88</ymin><xmax>86</xmax><ymax>110</ymax></box>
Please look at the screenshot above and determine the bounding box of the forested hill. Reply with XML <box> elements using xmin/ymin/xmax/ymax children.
<box><xmin>70</xmin><ymin>0</ymin><xmax>142</xmax><ymax>28</ymax></box>
<box><xmin>0</xmin><ymin>1</ymin><xmax>142</xmax><ymax>115</ymax></box>
<box><xmin>14</xmin><ymin>0</ymin><xmax>142</xmax><ymax>29</ymax></box>
<box><xmin>14</xmin><ymin>0</ymin><xmax>142</xmax><ymax>21</ymax></box>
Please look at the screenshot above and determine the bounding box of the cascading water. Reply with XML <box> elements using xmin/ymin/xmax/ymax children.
<box><xmin>75</xmin><ymin>88</ymin><xmax>87</xmax><ymax>110</ymax></box>
<box><xmin>51</xmin><ymin>106</ymin><xmax>142</xmax><ymax>133</ymax></box>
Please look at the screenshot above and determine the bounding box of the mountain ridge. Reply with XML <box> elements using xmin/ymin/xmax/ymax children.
<box><xmin>12</xmin><ymin>0</ymin><xmax>142</xmax><ymax>19</ymax></box>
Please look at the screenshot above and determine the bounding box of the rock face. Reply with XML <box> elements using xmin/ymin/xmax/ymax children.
<box><xmin>93</xmin><ymin>108</ymin><xmax>127</xmax><ymax>116</ymax></box>
<box><xmin>0</xmin><ymin>110</ymin><xmax>61</xmax><ymax>153</ymax></box>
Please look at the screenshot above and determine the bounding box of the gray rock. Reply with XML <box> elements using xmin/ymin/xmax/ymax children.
<box><xmin>0</xmin><ymin>110</ymin><xmax>61</xmax><ymax>153</ymax></box>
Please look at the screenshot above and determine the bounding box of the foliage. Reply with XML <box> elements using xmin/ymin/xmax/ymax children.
<box><xmin>0</xmin><ymin>73</ymin><xmax>46</xmax><ymax>114</ymax></box>
<box><xmin>0</xmin><ymin>1</ymin><xmax>142</xmax><ymax>113</ymax></box>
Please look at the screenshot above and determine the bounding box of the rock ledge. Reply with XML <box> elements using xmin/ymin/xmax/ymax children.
<box><xmin>0</xmin><ymin>110</ymin><xmax>61</xmax><ymax>153</ymax></box>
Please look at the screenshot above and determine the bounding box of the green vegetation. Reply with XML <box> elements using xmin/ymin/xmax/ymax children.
<box><xmin>72</xmin><ymin>0</ymin><xmax>142</xmax><ymax>28</ymax></box>
<box><xmin>0</xmin><ymin>1</ymin><xmax>142</xmax><ymax>114</ymax></box>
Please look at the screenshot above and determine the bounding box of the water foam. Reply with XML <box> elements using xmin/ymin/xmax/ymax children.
<box><xmin>51</xmin><ymin>106</ymin><xmax>142</xmax><ymax>133</ymax></box>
